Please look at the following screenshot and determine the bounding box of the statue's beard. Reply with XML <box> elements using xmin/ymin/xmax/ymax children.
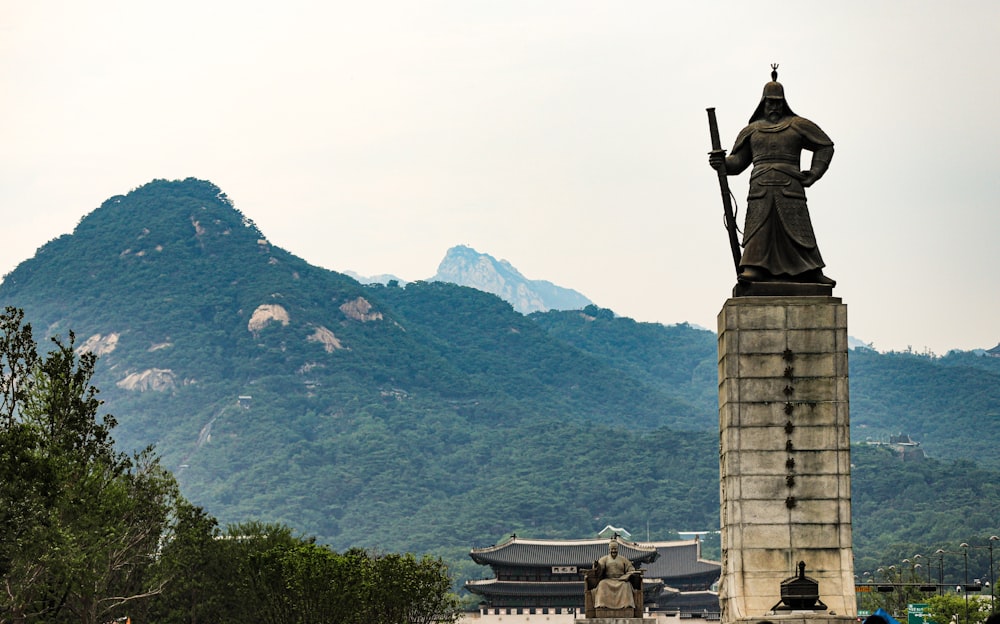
<box><xmin>766</xmin><ymin>110</ymin><xmax>783</xmax><ymax>123</ymax></box>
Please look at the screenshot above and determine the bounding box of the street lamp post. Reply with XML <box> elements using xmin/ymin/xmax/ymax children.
<box><xmin>913</xmin><ymin>554</ymin><xmax>929</xmax><ymax>583</ymax></box>
<box><xmin>990</xmin><ymin>536</ymin><xmax>999</xmax><ymax>615</ymax></box>
<box><xmin>936</xmin><ymin>549</ymin><xmax>948</xmax><ymax>597</ymax></box>
<box><xmin>961</xmin><ymin>543</ymin><xmax>970</xmax><ymax>624</ymax></box>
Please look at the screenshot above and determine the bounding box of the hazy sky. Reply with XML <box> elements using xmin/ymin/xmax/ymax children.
<box><xmin>2</xmin><ymin>1</ymin><xmax>998</xmax><ymax>355</ymax></box>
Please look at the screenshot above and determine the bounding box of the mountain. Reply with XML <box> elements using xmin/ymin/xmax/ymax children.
<box><xmin>0</xmin><ymin>179</ymin><xmax>716</xmax><ymax>555</ymax></box>
<box><xmin>1</xmin><ymin>178</ymin><xmax>998</xmax><ymax>587</ymax></box>
<box><xmin>342</xmin><ymin>269</ymin><xmax>407</xmax><ymax>286</ymax></box>
<box><xmin>430</xmin><ymin>245</ymin><xmax>593</xmax><ymax>314</ymax></box>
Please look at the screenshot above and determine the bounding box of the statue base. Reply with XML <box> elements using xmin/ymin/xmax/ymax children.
<box><xmin>733</xmin><ymin>281</ymin><xmax>833</xmax><ymax>297</ymax></box>
<box><xmin>717</xmin><ymin>296</ymin><xmax>855</xmax><ymax>622</ymax></box>
<box><xmin>733</xmin><ymin>614</ymin><xmax>857</xmax><ymax>624</ymax></box>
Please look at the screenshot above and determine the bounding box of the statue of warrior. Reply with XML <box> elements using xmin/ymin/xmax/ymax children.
<box><xmin>709</xmin><ymin>66</ymin><xmax>835</xmax><ymax>286</ymax></box>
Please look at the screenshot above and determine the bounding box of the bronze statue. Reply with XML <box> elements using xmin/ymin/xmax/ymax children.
<box><xmin>708</xmin><ymin>65</ymin><xmax>835</xmax><ymax>287</ymax></box>
<box><xmin>586</xmin><ymin>541</ymin><xmax>643</xmax><ymax>614</ymax></box>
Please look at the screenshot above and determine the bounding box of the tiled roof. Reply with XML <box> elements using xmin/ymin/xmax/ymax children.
<box><xmin>469</xmin><ymin>536</ymin><xmax>659</xmax><ymax>567</ymax></box>
<box><xmin>641</xmin><ymin>540</ymin><xmax>720</xmax><ymax>580</ymax></box>
<box><xmin>465</xmin><ymin>578</ymin><xmax>665</xmax><ymax>598</ymax></box>
<box><xmin>657</xmin><ymin>589</ymin><xmax>720</xmax><ymax>611</ymax></box>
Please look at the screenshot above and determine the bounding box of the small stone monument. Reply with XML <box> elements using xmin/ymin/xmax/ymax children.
<box><xmin>709</xmin><ymin>67</ymin><xmax>856</xmax><ymax>624</ymax></box>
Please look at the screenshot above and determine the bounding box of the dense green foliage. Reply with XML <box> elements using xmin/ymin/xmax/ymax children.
<box><xmin>529</xmin><ymin>306</ymin><xmax>719</xmax><ymax>429</ymax></box>
<box><xmin>145</xmin><ymin>520</ymin><xmax>460</xmax><ymax>624</ymax></box>
<box><xmin>1</xmin><ymin>178</ymin><xmax>998</xmax><ymax>596</ymax></box>
<box><xmin>924</xmin><ymin>593</ymin><xmax>994</xmax><ymax>624</ymax></box>
<box><xmin>0</xmin><ymin>306</ymin><xmax>461</xmax><ymax>623</ymax></box>
<box><xmin>0</xmin><ymin>307</ymin><xmax>181</xmax><ymax>624</ymax></box>
<box><xmin>850</xmin><ymin>347</ymin><xmax>1000</xmax><ymax>470</ymax></box>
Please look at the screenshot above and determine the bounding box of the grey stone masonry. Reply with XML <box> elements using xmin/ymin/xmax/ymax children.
<box><xmin>575</xmin><ymin>619</ymin><xmax>654</xmax><ymax>624</ymax></box>
<box><xmin>717</xmin><ymin>297</ymin><xmax>855</xmax><ymax>624</ymax></box>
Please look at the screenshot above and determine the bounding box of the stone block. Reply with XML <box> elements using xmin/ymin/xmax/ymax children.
<box><xmin>786</xmin><ymin>329</ymin><xmax>838</xmax><ymax>353</ymax></box>
<box><xmin>834</xmin><ymin>402</ymin><xmax>850</xmax><ymax>427</ymax></box>
<box><xmin>738</xmin><ymin>402</ymin><xmax>786</xmax><ymax>427</ymax></box>
<box><xmin>735</xmin><ymin>426</ymin><xmax>788</xmax><ymax>451</ymax></box>
<box><xmin>788</xmin><ymin>403</ymin><xmax>839</xmax><ymax>427</ymax></box>
<box><xmin>722</xmin><ymin>475</ymin><xmax>743</xmax><ymax>499</ymax></box>
<box><xmin>720</xmin><ymin>354</ymin><xmax>739</xmax><ymax>381</ymax></box>
<box><xmin>720</xmin><ymin>305</ymin><xmax>740</xmax><ymax>332</ymax></box>
<box><xmin>790</xmin><ymin>523</ymin><xmax>844</xmax><ymax>549</ymax></box>
<box><xmin>839</xmin><ymin>522</ymin><xmax>853</xmax><ymax>547</ymax></box>
<box><xmin>784</xmin><ymin>377</ymin><xmax>837</xmax><ymax>402</ymax></box>
<box><xmin>790</xmin><ymin>426</ymin><xmax>840</xmax><ymax>450</ymax></box>
<box><xmin>738</xmin><ymin>305</ymin><xmax>788</xmax><ymax>330</ymax></box>
<box><xmin>788</xmin><ymin>499</ymin><xmax>841</xmax><ymax>525</ymax></box>
<box><xmin>720</xmin><ymin>402</ymin><xmax>741</xmax><ymax>429</ymax></box>
<box><xmin>787</xmin><ymin>303</ymin><xmax>837</xmax><ymax>329</ymax></box>
<box><xmin>739</xmin><ymin>499</ymin><xmax>790</xmax><ymax>524</ymax></box>
<box><xmin>835</xmin><ymin>327</ymin><xmax>849</xmax><ymax>351</ymax></box>
<box><xmin>743</xmin><ymin>523</ymin><xmax>792</xmax><ymax>549</ymax></box>
<box><xmin>720</xmin><ymin>380</ymin><xmax>740</xmax><ymax>406</ymax></box>
<box><xmin>834</xmin><ymin>351</ymin><xmax>849</xmax><ymax>376</ymax></box>
<box><xmin>787</xmin><ymin>474</ymin><xmax>841</xmax><ymax>500</ymax></box>
<box><xmin>776</xmin><ymin>352</ymin><xmax>839</xmax><ymax>378</ymax></box>
<box><xmin>838</xmin><ymin>500</ymin><xmax>853</xmax><ymax>525</ymax></box>
<box><xmin>738</xmin><ymin>377</ymin><xmax>797</xmax><ymax>400</ymax></box>
<box><xmin>741</xmin><ymin>475</ymin><xmax>793</xmax><ymax>499</ymax></box>
<box><xmin>719</xmin><ymin>329</ymin><xmax>740</xmax><ymax>356</ymax></box>
<box><xmin>737</xmin><ymin>353</ymin><xmax>793</xmax><ymax>378</ymax></box>
<box><xmin>722</xmin><ymin>498</ymin><xmax>743</xmax><ymax>524</ymax></box>
<box><xmin>739</xmin><ymin>329</ymin><xmax>788</xmax><ymax>353</ymax></box>
<box><xmin>721</xmin><ymin>427</ymin><xmax>742</xmax><ymax>453</ymax></box>
<box><xmin>788</xmin><ymin>450</ymin><xmax>849</xmax><ymax>475</ymax></box>
<box><xmin>736</xmin><ymin>450</ymin><xmax>790</xmax><ymax>475</ymax></box>
<box><xmin>741</xmin><ymin>547</ymin><xmax>795</xmax><ymax>574</ymax></box>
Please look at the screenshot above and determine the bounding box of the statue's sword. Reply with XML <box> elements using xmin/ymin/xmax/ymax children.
<box><xmin>706</xmin><ymin>107</ymin><xmax>742</xmax><ymax>274</ymax></box>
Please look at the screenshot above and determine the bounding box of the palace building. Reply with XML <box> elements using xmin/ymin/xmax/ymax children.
<box><xmin>465</xmin><ymin>535</ymin><xmax>720</xmax><ymax>618</ymax></box>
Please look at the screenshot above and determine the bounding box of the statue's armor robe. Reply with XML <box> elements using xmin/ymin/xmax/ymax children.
<box><xmin>731</xmin><ymin>116</ymin><xmax>834</xmax><ymax>277</ymax></box>
<box><xmin>593</xmin><ymin>554</ymin><xmax>636</xmax><ymax>609</ymax></box>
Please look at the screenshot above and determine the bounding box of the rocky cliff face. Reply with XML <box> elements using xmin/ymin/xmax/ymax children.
<box><xmin>430</xmin><ymin>245</ymin><xmax>592</xmax><ymax>314</ymax></box>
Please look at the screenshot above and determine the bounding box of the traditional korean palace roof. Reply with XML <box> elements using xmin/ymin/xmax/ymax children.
<box><xmin>466</xmin><ymin>578</ymin><xmax>670</xmax><ymax>599</ymax></box>
<box><xmin>469</xmin><ymin>536</ymin><xmax>659</xmax><ymax>568</ymax></box>
<box><xmin>642</xmin><ymin>539</ymin><xmax>721</xmax><ymax>580</ymax></box>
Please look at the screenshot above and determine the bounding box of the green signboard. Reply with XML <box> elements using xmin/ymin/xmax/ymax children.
<box><xmin>908</xmin><ymin>603</ymin><xmax>930</xmax><ymax>624</ymax></box>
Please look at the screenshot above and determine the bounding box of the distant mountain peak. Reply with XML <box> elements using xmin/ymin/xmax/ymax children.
<box><xmin>430</xmin><ymin>245</ymin><xmax>592</xmax><ymax>314</ymax></box>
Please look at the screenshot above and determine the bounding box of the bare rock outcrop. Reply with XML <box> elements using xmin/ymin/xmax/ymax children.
<box><xmin>80</xmin><ymin>333</ymin><xmax>120</xmax><ymax>356</ymax></box>
<box><xmin>339</xmin><ymin>297</ymin><xmax>382</xmax><ymax>322</ymax></box>
<box><xmin>117</xmin><ymin>368</ymin><xmax>177</xmax><ymax>392</ymax></box>
<box><xmin>308</xmin><ymin>326</ymin><xmax>344</xmax><ymax>352</ymax></box>
<box><xmin>248</xmin><ymin>304</ymin><xmax>290</xmax><ymax>336</ymax></box>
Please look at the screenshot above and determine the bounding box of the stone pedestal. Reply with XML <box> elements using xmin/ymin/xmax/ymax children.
<box><xmin>575</xmin><ymin>619</ymin><xmax>653</xmax><ymax>624</ymax></box>
<box><xmin>717</xmin><ymin>297</ymin><xmax>855</xmax><ymax>624</ymax></box>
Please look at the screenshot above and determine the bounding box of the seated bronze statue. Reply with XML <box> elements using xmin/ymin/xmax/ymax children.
<box><xmin>584</xmin><ymin>541</ymin><xmax>644</xmax><ymax>618</ymax></box>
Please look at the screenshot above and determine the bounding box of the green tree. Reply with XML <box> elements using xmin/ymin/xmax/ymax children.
<box><xmin>926</xmin><ymin>592</ymin><xmax>992</xmax><ymax>624</ymax></box>
<box><xmin>0</xmin><ymin>307</ymin><xmax>183</xmax><ymax>624</ymax></box>
<box><xmin>145</xmin><ymin>502</ymin><xmax>227</xmax><ymax>624</ymax></box>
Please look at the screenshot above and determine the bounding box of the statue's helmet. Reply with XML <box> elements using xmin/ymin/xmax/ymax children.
<box><xmin>749</xmin><ymin>65</ymin><xmax>795</xmax><ymax>122</ymax></box>
<box><xmin>762</xmin><ymin>79</ymin><xmax>784</xmax><ymax>99</ymax></box>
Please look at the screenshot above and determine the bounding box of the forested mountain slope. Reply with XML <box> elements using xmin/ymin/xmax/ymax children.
<box><xmin>1</xmin><ymin>178</ymin><xmax>997</xmax><ymax>588</ymax></box>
